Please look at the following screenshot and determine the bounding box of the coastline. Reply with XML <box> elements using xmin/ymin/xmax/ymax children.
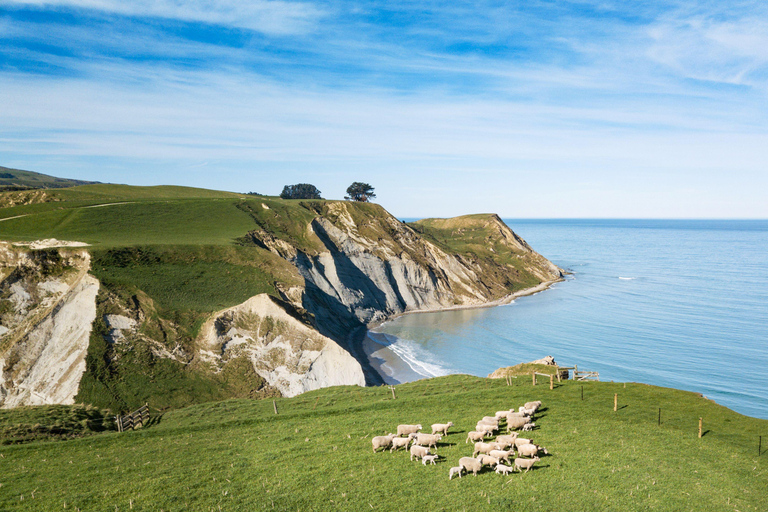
<box><xmin>362</xmin><ymin>278</ymin><xmax>562</xmax><ymax>384</ymax></box>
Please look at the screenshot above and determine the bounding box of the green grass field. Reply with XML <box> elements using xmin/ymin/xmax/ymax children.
<box><xmin>1</xmin><ymin>376</ymin><xmax>765</xmax><ymax>511</ymax></box>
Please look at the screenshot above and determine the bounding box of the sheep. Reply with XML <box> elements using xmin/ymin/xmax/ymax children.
<box><xmin>518</xmin><ymin>406</ymin><xmax>536</xmax><ymax>417</ymax></box>
<box><xmin>458</xmin><ymin>456</ymin><xmax>483</xmax><ymax>476</ymax></box>
<box><xmin>422</xmin><ymin>454</ymin><xmax>439</xmax><ymax>466</ymax></box>
<box><xmin>514</xmin><ymin>437</ymin><xmax>533</xmax><ymax>449</ymax></box>
<box><xmin>522</xmin><ymin>422</ymin><xmax>536</xmax><ymax>432</ymax></box>
<box><xmin>506</xmin><ymin>416</ymin><xmax>530</xmax><ymax>431</ymax></box>
<box><xmin>513</xmin><ymin>456</ymin><xmax>540</xmax><ymax>473</ymax></box>
<box><xmin>495</xmin><ymin>409</ymin><xmax>513</xmax><ymax>419</ymax></box>
<box><xmin>495</xmin><ymin>433</ymin><xmax>519</xmax><ymax>445</ymax></box>
<box><xmin>476</xmin><ymin>422</ymin><xmax>499</xmax><ymax>435</ymax></box>
<box><xmin>431</xmin><ymin>422</ymin><xmax>454</xmax><ymax>435</ymax></box>
<box><xmin>410</xmin><ymin>445</ymin><xmax>431</xmax><ymax>461</ymax></box>
<box><xmin>413</xmin><ymin>433</ymin><xmax>442</xmax><ymax>449</ymax></box>
<box><xmin>524</xmin><ymin>400</ymin><xmax>542</xmax><ymax>412</ymax></box>
<box><xmin>449</xmin><ymin>466</ymin><xmax>463</xmax><ymax>480</ymax></box>
<box><xmin>390</xmin><ymin>433</ymin><xmax>416</xmax><ymax>452</ymax></box>
<box><xmin>397</xmin><ymin>424</ymin><xmax>422</xmax><ymax>436</ymax></box>
<box><xmin>489</xmin><ymin>449</ymin><xmax>514</xmax><ymax>463</ymax></box>
<box><xmin>473</xmin><ymin>441</ymin><xmax>502</xmax><ymax>457</ymax></box>
<box><xmin>495</xmin><ymin>463</ymin><xmax>515</xmax><ymax>475</ymax></box>
<box><xmin>466</xmin><ymin>431</ymin><xmax>486</xmax><ymax>443</ymax></box>
<box><xmin>372</xmin><ymin>433</ymin><xmax>396</xmax><ymax>453</ymax></box>
<box><xmin>481</xmin><ymin>416</ymin><xmax>500</xmax><ymax>425</ymax></box>
<box><xmin>477</xmin><ymin>455</ymin><xmax>500</xmax><ymax>468</ymax></box>
<box><xmin>517</xmin><ymin>443</ymin><xmax>549</xmax><ymax>457</ymax></box>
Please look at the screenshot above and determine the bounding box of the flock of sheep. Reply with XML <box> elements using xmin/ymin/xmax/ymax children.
<box><xmin>371</xmin><ymin>400</ymin><xmax>549</xmax><ymax>479</ymax></box>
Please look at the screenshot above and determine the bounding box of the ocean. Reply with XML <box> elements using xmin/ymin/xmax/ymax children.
<box><xmin>369</xmin><ymin>219</ymin><xmax>768</xmax><ymax>419</ymax></box>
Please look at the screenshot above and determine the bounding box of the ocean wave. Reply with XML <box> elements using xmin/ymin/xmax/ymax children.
<box><xmin>618</xmin><ymin>277</ymin><xmax>636</xmax><ymax>280</ymax></box>
<box><xmin>385</xmin><ymin>338</ymin><xmax>453</xmax><ymax>378</ymax></box>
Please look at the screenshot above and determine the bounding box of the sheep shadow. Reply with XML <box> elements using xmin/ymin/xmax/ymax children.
<box><xmin>617</xmin><ymin>405</ymin><xmax>629</xmax><ymax>411</ymax></box>
<box><xmin>701</xmin><ymin>430</ymin><xmax>711</xmax><ymax>437</ymax></box>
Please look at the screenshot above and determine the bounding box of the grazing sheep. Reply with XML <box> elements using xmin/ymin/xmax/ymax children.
<box><xmin>489</xmin><ymin>449</ymin><xmax>514</xmax><ymax>463</ymax></box>
<box><xmin>431</xmin><ymin>422</ymin><xmax>454</xmax><ymax>435</ymax></box>
<box><xmin>458</xmin><ymin>456</ymin><xmax>484</xmax><ymax>476</ymax></box>
<box><xmin>466</xmin><ymin>431</ymin><xmax>486</xmax><ymax>443</ymax></box>
<box><xmin>517</xmin><ymin>443</ymin><xmax>548</xmax><ymax>457</ymax></box>
<box><xmin>413</xmin><ymin>433</ymin><xmax>442</xmax><ymax>449</ymax></box>
<box><xmin>514</xmin><ymin>437</ymin><xmax>533</xmax><ymax>449</ymax></box>
<box><xmin>397</xmin><ymin>424</ymin><xmax>423</xmax><ymax>436</ymax></box>
<box><xmin>518</xmin><ymin>406</ymin><xmax>536</xmax><ymax>417</ymax></box>
<box><xmin>481</xmin><ymin>416</ymin><xmax>500</xmax><ymax>425</ymax></box>
<box><xmin>476</xmin><ymin>422</ymin><xmax>499</xmax><ymax>435</ymax></box>
<box><xmin>390</xmin><ymin>433</ymin><xmax>416</xmax><ymax>452</ymax></box>
<box><xmin>477</xmin><ymin>455</ymin><xmax>500</xmax><ymax>468</ymax></box>
<box><xmin>522</xmin><ymin>422</ymin><xmax>536</xmax><ymax>432</ymax></box>
<box><xmin>372</xmin><ymin>434</ymin><xmax>396</xmax><ymax>453</ymax></box>
<box><xmin>410</xmin><ymin>445</ymin><xmax>431</xmax><ymax>461</ymax></box>
<box><xmin>422</xmin><ymin>454</ymin><xmax>439</xmax><ymax>466</ymax></box>
<box><xmin>495</xmin><ymin>434</ymin><xmax>519</xmax><ymax>445</ymax></box>
<box><xmin>495</xmin><ymin>463</ymin><xmax>514</xmax><ymax>475</ymax></box>
<box><xmin>506</xmin><ymin>416</ymin><xmax>530</xmax><ymax>432</ymax></box>
<box><xmin>495</xmin><ymin>409</ymin><xmax>513</xmax><ymax>419</ymax></box>
<box><xmin>449</xmin><ymin>466</ymin><xmax>463</xmax><ymax>480</ymax></box>
<box><xmin>524</xmin><ymin>400</ymin><xmax>542</xmax><ymax>412</ymax></box>
<box><xmin>513</xmin><ymin>456</ymin><xmax>540</xmax><ymax>473</ymax></box>
<box><xmin>473</xmin><ymin>441</ymin><xmax>502</xmax><ymax>457</ymax></box>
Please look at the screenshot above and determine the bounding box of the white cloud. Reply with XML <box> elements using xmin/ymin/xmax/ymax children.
<box><xmin>1</xmin><ymin>0</ymin><xmax>325</xmax><ymax>34</ymax></box>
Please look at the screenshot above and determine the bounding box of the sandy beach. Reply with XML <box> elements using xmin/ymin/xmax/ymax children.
<box><xmin>362</xmin><ymin>279</ymin><xmax>561</xmax><ymax>384</ymax></box>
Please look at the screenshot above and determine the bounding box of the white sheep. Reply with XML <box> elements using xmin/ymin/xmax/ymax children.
<box><xmin>473</xmin><ymin>441</ymin><xmax>502</xmax><ymax>457</ymax></box>
<box><xmin>522</xmin><ymin>422</ymin><xmax>536</xmax><ymax>432</ymax></box>
<box><xmin>449</xmin><ymin>466</ymin><xmax>463</xmax><ymax>480</ymax></box>
<box><xmin>488</xmin><ymin>449</ymin><xmax>514</xmax><ymax>463</ymax></box>
<box><xmin>390</xmin><ymin>433</ymin><xmax>416</xmax><ymax>452</ymax></box>
<box><xmin>413</xmin><ymin>433</ymin><xmax>442</xmax><ymax>449</ymax></box>
<box><xmin>506</xmin><ymin>416</ymin><xmax>530</xmax><ymax>431</ymax></box>
<box><xmin>458</xmin><ymin>456</ymin><xmax>483</xmax><ymax>476</ymax></box>
<box><xmin>517</xmin><ymin>443</ymin><xmax>549</xmax><ymax>457</ymax></box>
<box><xmin>495</xmin><ymin>433</ymin><xmax>519</xmax><ymax>445</ymax></box>
<box><xmin>524</xmin><ymin>400</ymin><xmax>542</xmax><ymax>411</ymax></box>
<box><xmin>422</xmin><ymin>454</ymin><xmax>439</xmax><ymax>466</ymax></box>
<box><xmin>514</xmin><ymin>437</ymin><xmax>533</xmax><ymax>449</ymax></box>
<box><xmin>477</xmin><ymin>455</ymin><xmax>500</xmax><ymax>468</ymax></box>
<box><xmin>397</xmin><ymin>424</ymin><xmax>422</xmax><ymax>436</ymax></box>
<box><xmin>476</xmin><ymin>422</ymin><xmax>498</xmax><ymax>435</ymax></box>
<box><xmin>513</xmin><ymin>456</ymin><xmax>540</xmax><ymax>473</ymax></box>
<box><xmin>495</xmin><ymin>409</ymin><xmax>514</xmax><ymax>419</ymax></box>
<box><xmin>518</xmin><ymin>406</ymin><xmax>536</xmax><ymax>416</ymax></box>
<box><xmin>409</xmin><ymin>444</ymin><xmax>431</xmax><ymax>461</ymax></box>
<box><xmin>372</xmin><ymin>433</ymin><xmax>396</xmax><ymax>453</ymax></box>
<box><xmin>466</xmin><ymin>431</ymin><xmax>486</xmax><ymax>443</ymax></box>
<box><xmin>495</xmin><ymin>463</ymin><xmax>514</xmax><ymax>475</ymax></box>
<box><xmin>431</xmin><ymin>422</ymin><xmax>454</xmax><ymax>435</ymax></box>
<box><xmin>481</xmin><ymin>416</ymin><xmax>500</xmax><ymax>425</ymax></box>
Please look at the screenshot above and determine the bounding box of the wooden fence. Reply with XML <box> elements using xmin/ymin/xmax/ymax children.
<box><xmin>573</xmin><ymin>370</ymin><xmax>600</xmax><ymax>381</ymax></box>
<box><xmin>115</xmin><ymin>404</ymin><xmax>149</xmax><ymax>432</ymax></box>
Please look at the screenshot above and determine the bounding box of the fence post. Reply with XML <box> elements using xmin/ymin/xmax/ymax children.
<box><xmin>759</xmin><ymin>435</ymin><xmax>762</xmax><ymax>456</ymax></box>
<box><xmin>614</xmin><ymin>393</ymin><xmax>618</xmax><ymax>412</ymax></box>
<box><xmin>581</xmin><ymin>385</ymin><xmax>583</xmax><ymax>401</ymax></box>
<box><xmin>573</xmin><ymin>365</ymin><xmax>578</xmax><ymax>380</ymax></box>
<box><xmin>549</xmin><ymin>375</ymin><xmax>554</xmax><ymax>390</ymax></box>
<box><xmin>390</xmin><ymin>386</ymin><xmax>396</xmax><ymax>399</ymax></box>
<box><xmin>658</xmin><ymin>408</ymin><xmax>661</xmax><ymax>426</ymax></box>
<box><xmin>273</xmin><ymin>400</ymin><xmax>278</xmax><ymax>415</ymax></box>
<box><xmin>532</xmin><ymin>371</ymin><xmax>536</xmax><ymax>386</ymax></box>
<box><xmin>698</xmin><ymin>417</ymin><xmax>703</xmax><ymax>438</ymax></box>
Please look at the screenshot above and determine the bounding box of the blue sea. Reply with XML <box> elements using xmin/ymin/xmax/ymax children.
<box><xmin>371</xmin><ymin>219</ymin><xmax>768</xmax><ymax>419</ymax></box>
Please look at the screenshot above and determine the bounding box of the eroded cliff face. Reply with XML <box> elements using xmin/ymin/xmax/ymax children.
<box><xmin>0</xmin><ymin>244</ymin><xmax>97</xmax><ymax>408</ymax></box>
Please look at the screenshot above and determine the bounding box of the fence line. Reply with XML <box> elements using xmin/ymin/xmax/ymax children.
<box><xmin>115</xmin><ymin>404</ymin><xmax>149</xmax><ymax>433</ymax></box>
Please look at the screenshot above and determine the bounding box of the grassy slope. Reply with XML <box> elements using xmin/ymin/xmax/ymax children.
<box><xmin>0</xmin><ymin>376</ymin><xmax>765</xmax><ymax>511</ymax></box>
<box><xmin>0</xmin><ymin>166</ymin><xmax>97</xmax><ymax>189</ymax></box>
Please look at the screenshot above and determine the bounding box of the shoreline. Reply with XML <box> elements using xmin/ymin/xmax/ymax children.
<box><xmin>362</xmin><ymin>278</ymin><xmax>563</xmax><ymax>384</ymax></box>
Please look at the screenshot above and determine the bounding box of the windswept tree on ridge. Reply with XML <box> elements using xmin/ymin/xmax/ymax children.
<box><xmin>280</xmin><ymin>183</ymin><xmax>322</xmax><ymax>199</ymax></box>
<box><xmin>345</xmin><ymin>182</ymin><xmax>376</xmax><ymax>202</ymax></box>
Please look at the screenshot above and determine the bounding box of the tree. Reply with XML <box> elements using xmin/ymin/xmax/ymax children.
<box><xmin>280</xmin><ymin>183</ymin><xmax>322</xmax><ymax>200</ymax></box>
<box><xmin>345</xmin><ymin>182</ymin><xmax>376</xmax><ymax>202</ymax></box>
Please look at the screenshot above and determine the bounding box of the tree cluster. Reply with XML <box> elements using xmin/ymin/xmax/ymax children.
<box><xmin>279</xmin><ymin>183</ymin><xmax>322</xmax><ymax>200</ymax></box>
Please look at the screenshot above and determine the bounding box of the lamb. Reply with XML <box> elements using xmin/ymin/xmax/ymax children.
<box><xmin>372</xmin><ymin>433</ymin><xmax>396</xmax><ymax>453</ymax></box>
<box><xmin>422</xmin><ymin>454</ymin><xmax>439</xmax><ymax>466</ymax></box>
<box><xmin>477</xmin><ymin>455</ymin><xmax>500</xmax><ymax>468</ymax></box>
<box><xmin>413</xmin><ymin>433</ymin><xmax>442</xmax><ymax>449</ymax></box>
<box><xmin>466</xmin><ymin>431</ymin><xmax>486</xmax><ymax>443</ymax></box>
<box><xmin>473</xmin><ymin>441</ymin><xmax>502</xmax><ymax>457</ymax></box>
<box><xmin>495</xmin><ymin>463</ymin><xmax>514</xmax><ymax>475</ymax></box>
<box><xmin>517</xmin><ymin>443</ymin><xmax>549</xmax><ymax>457</ymax></box>
<box><xmin>518</xmin><ymin>406</ymin><xmax>536</xmax><ymax>417</ymax></box>
<box><xmin>513</xmin><ymin>456</ymin><xmax>540</xmax><ymax>473</ymax></box>
<box><xmin>449</xmin><ymin>466</ymin><xmax>463</xmax><ymax>480</ymax></box>
<box><xmin>458</xmin><ymin>456</ymin><xmax>483</xmax><ymax>476</ymax></box>
<box><xmin>488</xmin><ymin>449</ymin><xmax>514</xmax><ymax>463</ymax></box>
<box><xmin>397</xmin><ymin>424</ymin><xmax>422</xmax><ymax>436</ymax></box>
<box><xmin>390</xmin><ymin>433</ymin><xmax>416</xmax><ymax>452</ymax></box>
<box><xmin>522</xmin><ymin>422</ymin><xmax>536</xmax><ymax>432</ymax></box>
<box><xmin>410</xmin><ymin>445</ymin><xmax>431</xmax><ymax>461</ymax></box>
<box><xmin>506</xmin><ymin>416</ymin><xmax>530</xmax><ymax>431</ymax></box>
<box><xmin>431</xmin><ymin>422</ymin><xmax>454</xmax><ymax>435</ymax></box>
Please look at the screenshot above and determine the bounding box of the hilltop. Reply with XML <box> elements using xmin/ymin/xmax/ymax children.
<box><xmin>0</xmin><ymin>180</ymin><xmax>562</xmax><ymax>414</ymax></box>
<box><xmin>0</xmin><ymin>166</ymin><xmax>98</xmax><ymax>194</ymax></box>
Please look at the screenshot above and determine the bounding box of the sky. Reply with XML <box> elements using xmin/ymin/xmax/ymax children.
<box><xmin>1</xmin><ymin>1</ymin><xmax>767</xmax><ymax>218</ymax></box>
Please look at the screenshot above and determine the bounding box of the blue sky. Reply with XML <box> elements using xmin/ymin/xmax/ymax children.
<box><xmin>1</xmin><ymin>0</ymin><xmax>767</xmax><ymax>218</ymax></box>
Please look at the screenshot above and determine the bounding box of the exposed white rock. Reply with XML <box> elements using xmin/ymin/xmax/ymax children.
<box><xmin>0</xmin><ymin>274</ymin><xmax>99</xmax><ymax>408</ymax></box>
<box><xmin>12</xmin><ymin>239</ymin><xmax>89</xmax><ymax>249</ymax></box>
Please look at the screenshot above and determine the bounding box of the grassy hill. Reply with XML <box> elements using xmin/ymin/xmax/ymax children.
<box><xmin>0</xmin><ymin>166</ymin><xmax>98</xmax><ymax>191</ymax></box>
<box><xmin>0</xmin><ymin>376</ymin><xmax>765</xmax><ymax>511</ymax></box>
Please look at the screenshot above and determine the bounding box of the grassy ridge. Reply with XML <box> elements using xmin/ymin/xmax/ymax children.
<box><xmin>0</xmin><ymin>166</ymin><xmax>97</xmax><ymax>190</ymax></box>
<box><xmin>1</xmin><ymin>376</ymin><xmax>766</xmax><ymax>511</ymax></box>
